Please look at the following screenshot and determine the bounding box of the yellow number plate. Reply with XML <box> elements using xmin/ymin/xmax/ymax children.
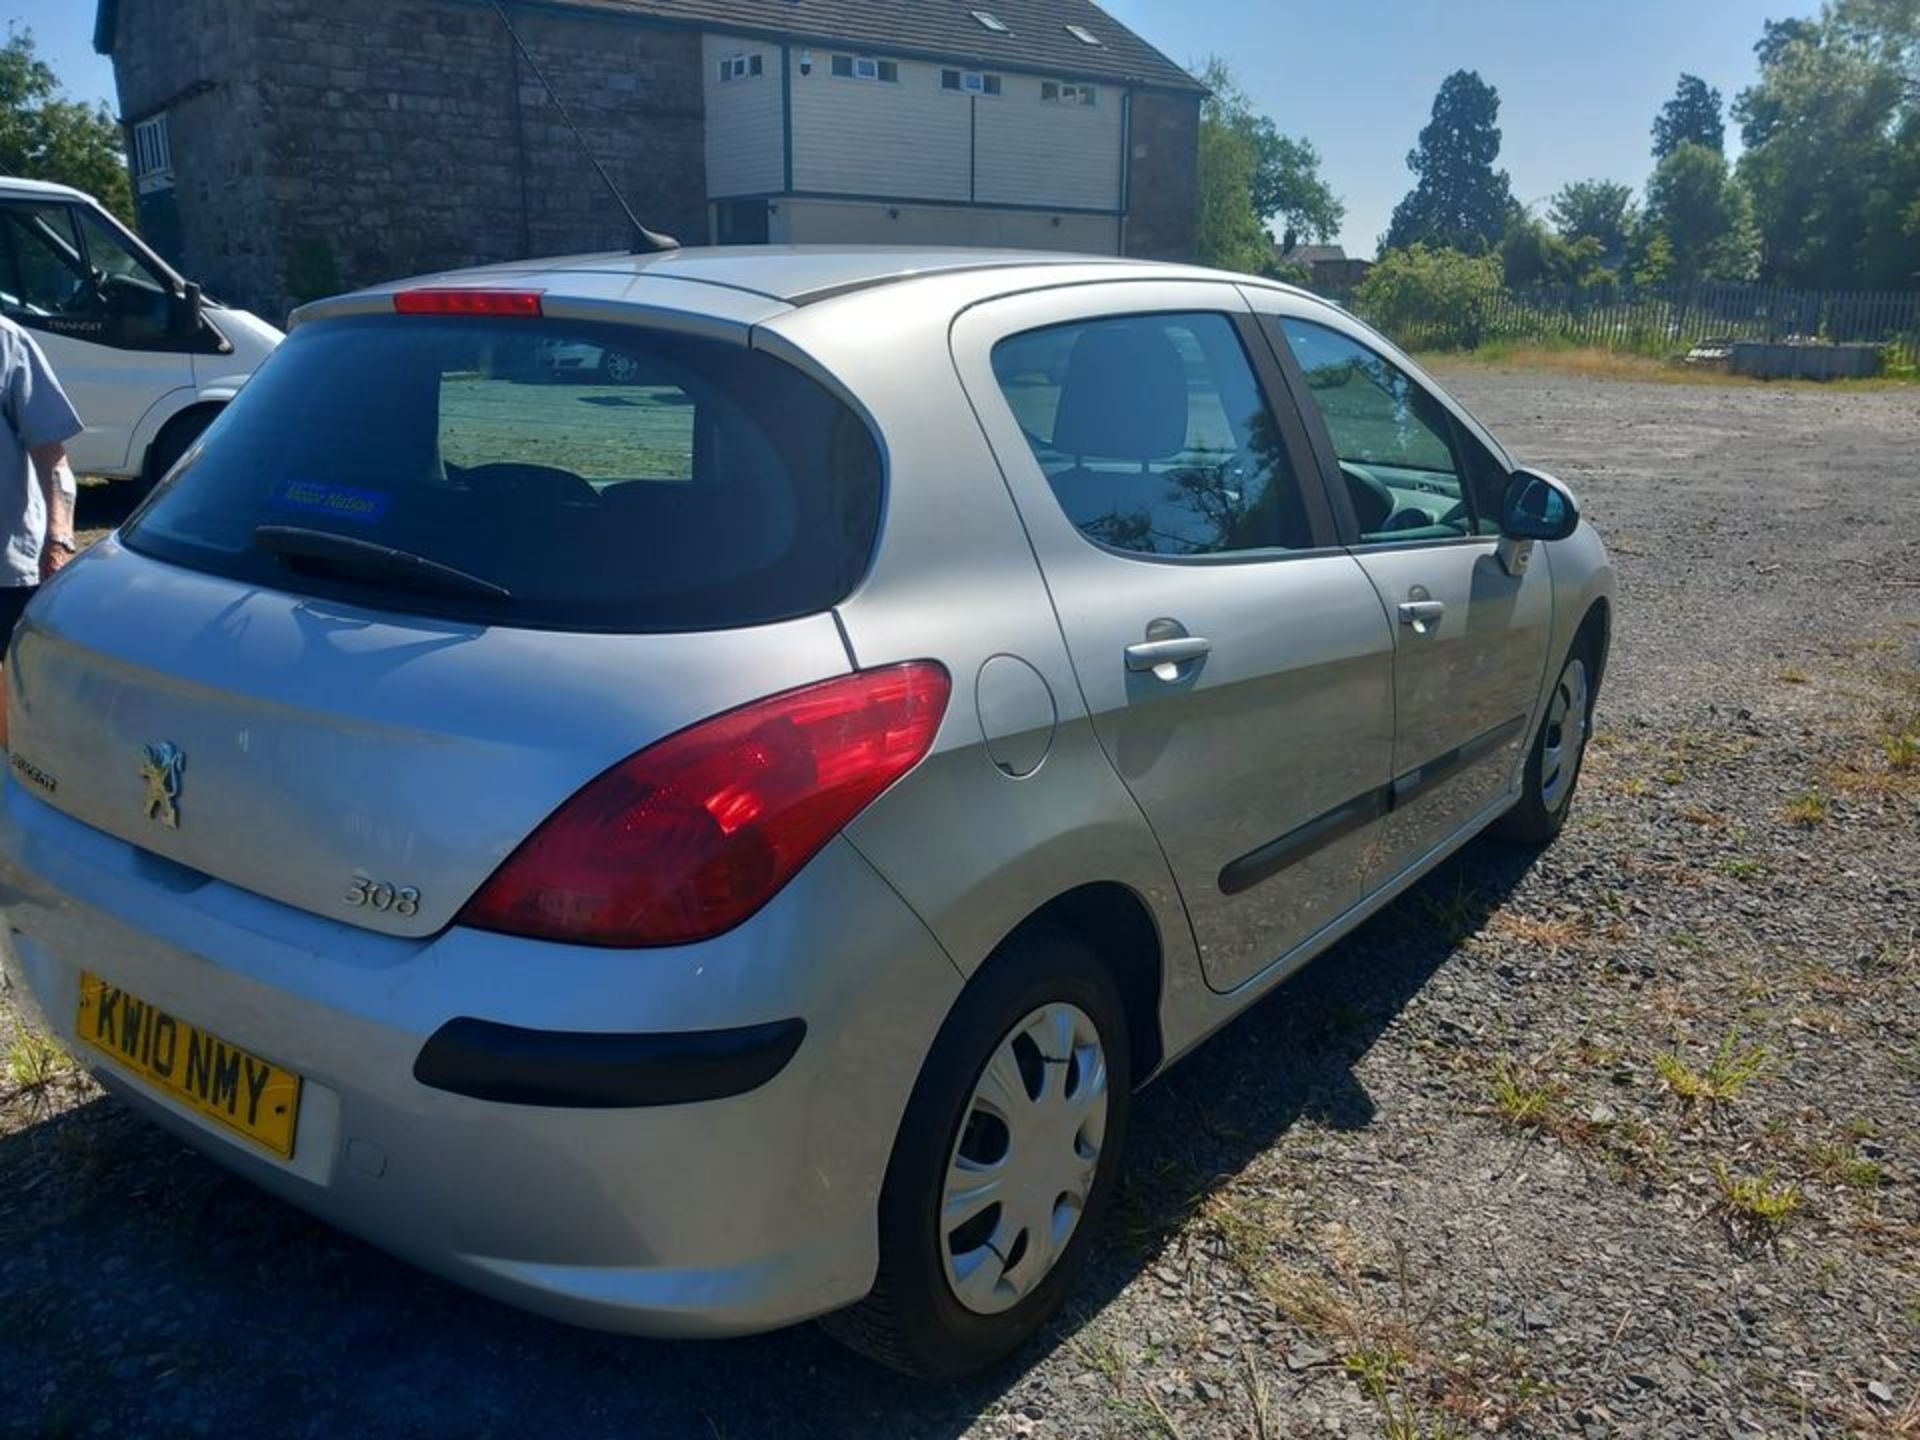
<box><xmin>76</xmin><ymin>972</ymin><xmax>302</xmax><ymax>1159</ymax></box>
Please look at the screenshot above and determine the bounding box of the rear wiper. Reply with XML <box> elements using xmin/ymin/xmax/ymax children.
<box><xmin>254</xmin><ymin>525</ymin><xmax>512</xmax><ymax>603</ymax></box>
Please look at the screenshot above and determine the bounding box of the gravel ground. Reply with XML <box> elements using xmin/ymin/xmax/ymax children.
<box><xmin>3</xmin><ymin>367</ymin><xmax>1918</xmax><ymax>1439</ymax></box>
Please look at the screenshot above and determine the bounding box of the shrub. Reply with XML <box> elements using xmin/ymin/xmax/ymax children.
<box><xmin>1352</xmin><ymin>245</ymin><xmax>1503</xmax><ymax>351</ymax></box>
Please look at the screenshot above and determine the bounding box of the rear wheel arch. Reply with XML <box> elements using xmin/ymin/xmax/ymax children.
<box><xmin>983</xmin><ymin>881</ymin><xmax>1166</xmax><ymax>1082</ymax></box>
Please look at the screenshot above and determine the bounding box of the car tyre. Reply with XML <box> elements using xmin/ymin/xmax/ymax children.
<box><xmin>821</xmin><ymin>929</ymin><xmax>1131</xmax><ymax>1379</ymax></box>
<box><xmin>1494</xmin><ymin>638</ymin><xmax>1597</xmax><ymax>845</ymax></box>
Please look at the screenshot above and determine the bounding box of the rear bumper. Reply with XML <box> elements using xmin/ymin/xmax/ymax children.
<box><xmin>0</xmin><ymin>778</ymin><xmax>962</xmax><ymax>1338</ymax></box>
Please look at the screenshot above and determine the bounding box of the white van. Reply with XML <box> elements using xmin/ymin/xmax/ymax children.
<box><xmin>0</xmin><ymin>176</ymin><xmax>280</xmax><ymax>484</ymax></box>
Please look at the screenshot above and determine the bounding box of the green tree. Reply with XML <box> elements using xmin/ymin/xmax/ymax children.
<box><xmin>1643</xmin><ymin>141</ymin><xmax>1759</xmax><ymax>283</ymax></box>
<box><xmin>1547</xmin><ymin>179</ymin><xmax>1638</xmax><ymax>259</ymax></box>
<box><xmin>1384</xmin><ymin>70</ymin><xmax>1514</xmax><ymax>255</ymax></box>
<box><xmin>1353</xmin><ymin>244</ymin><xmax>1503</xmax><ymax>350</ymax></box>
<box><xmin>1651</xmin><ymin>73</ymin><xmax>1726</xmax><ymax>159</ymax></box>
<box><xmin>1195</xmin><ymin>59</ymin><xmax>1345</xmax><ymax>272</ymax></box>
<box><xmin>1500</xmin><ymin>211</ymin><xmax>1607</xmax><ymax>287</ymax></box>
<box><xmin>1735</xmin><ymin>0</ymin><xmax>1919</xmax><ymax>288</ymax></box>
<box><xmin>0</xmin><ymin>29</ymin><xmax>132</xmax><ymax>221</ymax></box>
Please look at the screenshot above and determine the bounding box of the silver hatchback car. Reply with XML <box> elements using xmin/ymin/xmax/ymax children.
<box><xmin>0</xmin><ymin>247</ymin><xmax>1611</xmax><ymax>1377</ymax></box>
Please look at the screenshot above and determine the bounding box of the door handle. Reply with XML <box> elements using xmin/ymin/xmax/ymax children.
<box><xmin>1397</xmin><ymin>599</ymin><xmax>1446</xmax><ymax>634</ymax></box>
<box><xmin>1124</xmin><ymin>636</ymin><xmax>1212</xmax><ymax>674</ymax></box>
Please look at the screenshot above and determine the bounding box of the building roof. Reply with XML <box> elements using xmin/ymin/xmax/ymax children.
<box><xmin>97</xmin><ymin>0</ymin><xmax>1202</xmax><ymax>93</ymax></box>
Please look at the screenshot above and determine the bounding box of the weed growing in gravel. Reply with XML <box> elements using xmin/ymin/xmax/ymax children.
<box><xmin>1718</xmin><ymin>857</ymin><xmax>1766</xmax><ymax>881</ymax></box>
<box><xmin>1418</xmin><ymin>876</ymin><xmax>1485</xmax><ymax>945</ymax></box>
<box><xmin>1782</xmin><ymin>791</ymin><xmax>1830</xmax><ymax>828</ymax></box>
<box><xmin>1488</xmin><ymin>1060</ymin><xmax>1564</xmax><ymax>1130</ymax></box>
<box><xmin>1801</xmin><ymin>1142</ymin><xmax>1885</xmax><ymax>1192</ymax></box>
<box><xmin>1883</xmin><ymin>729</ymin><xmax>1918</xmax><ymax>772</ymax></box>
<box><xmin>1778</xmin><ymin>667</ymin><xmax>1809</xmax><ymax>684</ymax></box>
<box><xmin>1653</xmin><ymin>1031</ymin><xmax>1770</xmax><ymax>1109</ymax></box>
<box><xmin>4</xmin><ymin>1026</ymin><xmax>72</xmax><ymax>1093</ymax></box>
<box><xmin>1710</xmin><ymin>1164</ymin><xmax>1802</xmax><ymax>1247</ymax></box>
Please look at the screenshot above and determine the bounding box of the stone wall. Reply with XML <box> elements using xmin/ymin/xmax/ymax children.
<box><xmin>1122</xmin><ymin>90</ymin><xmax>1200</xmax><ymax>263</ymax></box>
<box><xmin>110</xmin><ymin>0</ymin><xmax>281</xmax><ymax>312</ymax></box>
<box><xmin>109</xmin><ymin>0</ymin><xmax>709</xmax><ymax>322</ymax></box>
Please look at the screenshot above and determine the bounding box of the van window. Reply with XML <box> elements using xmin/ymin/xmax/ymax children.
<box><xmin>121</xmin><ymin>316</ymin><xmax>884</xmax><ymax>633</ymax></box>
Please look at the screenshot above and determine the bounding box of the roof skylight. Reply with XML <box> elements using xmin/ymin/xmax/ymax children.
<box><xmin>1064</xmin><ymin>23</ymin><xmax>1102</xmax><ymax>45</ymax></box>
<box><xmin>969</xmin><ymin>10</ymin><xmax>1011</xmax><ymax>34</ymax></box>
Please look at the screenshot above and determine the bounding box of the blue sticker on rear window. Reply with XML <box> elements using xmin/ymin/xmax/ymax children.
<box><xmin>272</xmin><ymin>480</ymin><xmax>392</xmax><ymax>525</ymax></box>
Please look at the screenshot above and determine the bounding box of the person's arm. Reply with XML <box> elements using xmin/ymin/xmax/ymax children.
<box><xmin>31</xmin><ymin>441</ymin><xmax>77</xmax><ymax>580</ymax></box>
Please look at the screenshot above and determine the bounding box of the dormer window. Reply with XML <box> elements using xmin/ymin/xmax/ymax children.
<box><xmin>717</xmin><ymin>53</ymin><xmax>765</xmax><ymax>82</ymax></box>
<box><xmin>1041</xmin><ymin>81</ymin><xmax>1098</xmax><ymax>107</ymax></box>
<box><xmin>1064</xmin><ymin>23</ymin><xmax>1102</xmax><ymax>46</ymax></box>
<box><xmin>969</xmin><ymin>10</ymin><xmax>1010</xmax><ymax>33</ymax></box>
<box><xmin>942</xmin><ymin>69</ymin><xmax>1003</xmax><ymax>95</ymax></box>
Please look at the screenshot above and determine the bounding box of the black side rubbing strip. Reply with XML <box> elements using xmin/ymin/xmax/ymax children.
<box><xmin>1217</xmin><ymin>714</ymin><xmax>1530</xmax><ymax>896</ymax></box>
<box><xmin>1389</xmin><ymin>714</ymin><xmax>1527</xmax><ymax>809</ymax></box>
<box><xmin>414</xmin><ymin>1017</ymin><xmax>806</xmax><ymax>1108</ymax></box>
<box><xmin>1219</xmin><ymin>787</ymin><xmax>1390</xmax><ymax>896</ymax></box>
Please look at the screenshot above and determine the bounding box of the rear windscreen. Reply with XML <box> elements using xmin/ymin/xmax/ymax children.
<box><xmin>121</xmin><ymin>315</ymin><xmax>883</xmax><ymax>631</ymax></box>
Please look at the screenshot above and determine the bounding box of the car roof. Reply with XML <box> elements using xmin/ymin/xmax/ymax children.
<box><xmin>328</xmin><ymin>244</ymin><xmax>1282</xmax><ymax>308</ymax></box>
<box><xmin>0</xmin><ymin>175</ymin><xmax>93</xmax><ymax>204</ymax></box>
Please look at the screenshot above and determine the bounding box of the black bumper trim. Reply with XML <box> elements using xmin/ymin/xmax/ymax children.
<box><xmin>413</xmin><ymin>1016</ymin><xmax>806</xmax><ymax>1108</ymax></box>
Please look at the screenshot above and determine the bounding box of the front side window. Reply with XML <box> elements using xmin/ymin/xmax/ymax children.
<box><xmin>121</xmin><ymin>316</ymin><xmax>884</xmax><ymax>633</ymax></box>
<box><xmin>1041</xmin><ymin>81</ymin><xmax>1096</xmax><ymax>106</ymax></box>
<box><xmin>1278</xmin><ymin>318</ymin><xmax>1494</xmax><ymax>543</ymax></box>
<box><xmin>832</xmin><ymin>55</ymin><xmax>896</xmax><ymax>82</ymax></box>
<box><xmin>942</xmin><ymin>69</ymin><xmax>1001</xmax><ymax>95</ymax></box>
<box><xmin>992</xmin><ymin>312</ymin><xmax>1316</xmax><ymax>558</ymax></box>
<box><xmin>74</xmin><ymin>207</ymin><xmax>174</xmax><ymax>345</ymax></box>
<box><xmin>0</xmin><ymin>201</ymin><xmax>174</xmax><ymax>347</ymax></box>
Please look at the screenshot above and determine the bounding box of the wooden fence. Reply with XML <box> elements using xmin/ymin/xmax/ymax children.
<box><xmin>1328</xmin><ymin>280</ymin><xmax>1920</xmax><ymax>368</ymax></box>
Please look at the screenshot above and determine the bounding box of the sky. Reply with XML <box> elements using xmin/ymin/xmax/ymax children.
<box><xmin>9</xmin><ymin>0</ymin><xmax>1822</xmax><ymax>256</ymax></box>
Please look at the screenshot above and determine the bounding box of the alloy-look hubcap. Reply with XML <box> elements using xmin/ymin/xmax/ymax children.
<box><xmin>941</xmin><ymin>1002</ymin><xmax>1109</xmax><ymax>1316</ymax></box>
<box><xmin>1540</xmin><ymin>656</ymin><xmax>1591</xmax><ymax>812</ymax></box>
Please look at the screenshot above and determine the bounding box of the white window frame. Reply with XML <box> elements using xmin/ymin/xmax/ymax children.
<box><xmin>717</xmin><ymin>53</ymin><xmax>764</xmax><ymax>82</ymax></box>
<box><xmin>831</xmin><ymin>54</ymin><xmax>897</xmax><ymax>83</ymax></box>
<box><xmin>1041</xmin><ymin>80</ymin><xmax>1097</xmax><ymax>107</ymax></box>
<box><xmin>131</xmin><ymin>114</ymin><xmax>174</xmax><ymax>193</ymax></box>
<box><xmin>942</xmin><ymin>69</ymin><xmax>1001</xmax><ymax>95</ymax></box>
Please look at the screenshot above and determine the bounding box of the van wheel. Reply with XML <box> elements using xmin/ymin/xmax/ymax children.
<box><xmin>1495</xmin><ymin>640</ymin><xmax>1596</xmax><ymax>845</ymax></box>
<box><xmin>140</xmin><ymin>406</ymin><xmax>220</xmax><ymax>496</ymax></box>
<box><xmin>821</xmin><ymin>930</ymin><xmax>1131</xmax><ymax>1379</ymax></box>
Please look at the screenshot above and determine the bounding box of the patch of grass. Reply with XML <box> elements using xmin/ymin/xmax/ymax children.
<box><xmin>1485</xmin><ymin>911</ymin><xmax>1583</xmax><ymax>951</ymax></box>
<box><xmin>1488</xmin><ymin>1060</ymin><xmax>1562</xmax><ymax>1130</ymax></box>
<box><xmin>1710</xmin><ymin>1163</ymin><xmax>1802</xmax><ymax>1248</ymax></box>
<box><xmin>1718</xmin><ymin>857</ymin><xmax>1767</xmax><ymax>881</ymax></box>
<box><xmin>1418</xmin><ymin>875</ymin><xmax>1485</xmax><ymax>946</ymax></box>
<box><xmin>1802</xmin><ymin>1141</ymin><xmax>1886</xmax><ymax>1192</ymax></box>
<box><xmin>1424</xmin><ymin>343</ymin><xmax>1920</xmax><ymax>390</ymax></box>
<box><xmin>1884</xmin><ymin>729</ymin><xmax>1919</xmax><ymax>773</ymax></box>
<box><xmin>4</xmin><ymin>1029</ymin><xmax>73</xmax><ymax>1098</ymax></box>
<box><xmin>1778</xmin><ymin>666</ymin><xmax>1809</xmax><ymax>684</ymax></box>
<box><xmin>1653</xmin><ymin>1030</ymin><xmax>1770</xmax><ymax>1109</ymax></box>
<box><xmin>1782</xmin><ymin>790</ymin><xmax>1830</xmax><ymax>828</ymax></box>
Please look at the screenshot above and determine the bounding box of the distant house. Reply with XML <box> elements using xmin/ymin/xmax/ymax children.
<box><xmin>94</xmin><ymin>0</ymin><xmax>1205</xmax><ymax>320</ymax></box>
<box><xmin>1279</xmin><ymin>243</ymin><xmax>1372</xmax><ymax>293</ymax></box>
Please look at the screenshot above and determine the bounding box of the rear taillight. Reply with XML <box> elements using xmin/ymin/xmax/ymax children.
<box><xmin>393</xmin><ymin>288</ymin><xmax>544</xmax><ymax>317</ymax></box>
<box><xmin>457</xmin><ymin>662</ymin><xmax>950</xmax><ymax>947</ymax></box>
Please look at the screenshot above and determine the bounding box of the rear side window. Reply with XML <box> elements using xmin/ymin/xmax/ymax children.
<box><xmin>122</xmin><ymin>316</ymin><xmax>883</xmax><ymax>632</ymax></box>
<box><xmin>991</xmin><ymin>312</ymin><xmax>1316</xmax><ymax>558</ymax></box>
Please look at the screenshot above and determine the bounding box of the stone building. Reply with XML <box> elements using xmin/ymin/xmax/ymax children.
<box><xmin>94</xmin><ymin>0</ymin><xmax>1205</xmax><ymax>321</ymax></box>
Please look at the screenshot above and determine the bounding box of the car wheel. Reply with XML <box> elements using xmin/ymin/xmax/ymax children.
<box><xmin>821</xmin><ymin>930</ymin><xmax>1131</xmax><ymax>1379</ymax></box>
<box><xmin>599</xmin><ymin>350</ymin><xmax>642</xmax><ymax>385</ymax></box>
<box><xmin>1495</xmin><ymin>640</ymin><xmax>1596</xmax><ymax>845</ymax></box>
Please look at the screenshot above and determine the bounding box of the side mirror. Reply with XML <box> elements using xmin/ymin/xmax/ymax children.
<box><xmin>1499</xmin><ymin>467</ymin><xmax>1580</xmax><ymax>543</ymax></box>
<box><xmin>170</xmin><ymin>280</ymin><xmax>204</xmax><ymax>339</ymax></box>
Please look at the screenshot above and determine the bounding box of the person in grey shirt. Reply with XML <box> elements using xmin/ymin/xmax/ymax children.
<box><xmin>0</xmin><ymin>314</ymin><xmax>84</xmax><ymax>747</ymax></box>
